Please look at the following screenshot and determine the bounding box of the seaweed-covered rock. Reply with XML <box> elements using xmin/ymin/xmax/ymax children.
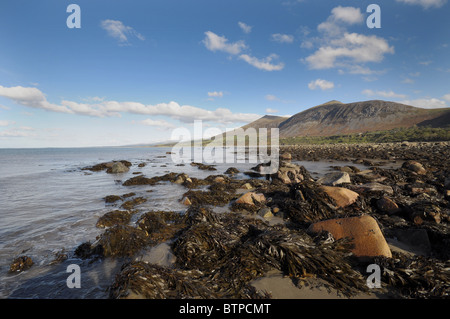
<box><xmin>224</xmin><ymin>167</ymin><xmax>240</xmax><ymax>175</ymax></box>
<box><xmin>9</xmin><ymin>256</ymin><xmax>33</xmax><ymax>272</ymax></box>
<box><xmin>136</xmin><ymin>211</ymin><xmax>185</xmax><ymax>244</ymax></box>
<box><xmin>272</xmin><ymin>163</ymin><xmax>308</xmax><ymax>184</ymax></box>
<box><xmin>107</xmin><ymin>162</ymin><xmax>130</xmax><ymax>174</ymax></box>
<box><xmin>96</xmin><ymin>210</ymin><xmax>132</xmax><ymax>228</ymax></box>
<box><xmin>373</xmin><ymin>252</ymin><xmax>450</xmax><ymax>298</ymax></box>
<box><xmin>98</xmin><ymin>225</ymin><xmax>148</xmax><ymax>257</ymax></box>
<box><xmin>402</xmin><ymin>160</ymin><xmax>427</xmax><ymax>175</ymax></box>
<box><xmin>120</xmin><ymin>197</ymin><xmax>147</xmax><ymax>210</ymax></box>
<box><xmin>308</xmin><ymin>215</ymin><xmax>392</xmax><ymax>258</ymax></box>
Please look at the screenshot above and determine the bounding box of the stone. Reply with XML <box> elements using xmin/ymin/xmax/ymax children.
<box><xmin>242</xmin><ymin>183</ymin><xmax>253</xmax><ymax>190</ymax></box>
<box><xmin>273</xmin><ymin>163</ymin><xmax>306</xmax><ymax>184</ymax></box>
<box><xmin>353</xmin><ymin>182</ymin><xmax>394</xmax><ymax>195</ymax></box>
<box><xmin>182</xmin><ymin>197</ymin><xmax>192</xmax><ymax>206</ymax></box>
<box><xmin>214</xmin><ymin>176</ymin><xmax>225</xmax><ymax>183</ymax></box>
<box><xmin>235</xmin><ymin>192</ymin><xmax>266</xmax><ymax>206</ymax></box>
<box><xmin>320</xmin><ymin>186</ymin><xmax>359</xmax><ymax>208</ymax></box>
<box><xmin>376</xmin><ymin>197</ymin><xmax>400</xmax><ymax>214</ymax></box>
<box><xmin>308</xmin><ymin>215</ymin><xmax>392</xmax><ymax>258</ymax></box>
<box><xmin>108</xmin><ymin>162</ymin><xmax>130</xmax><ymax>174</ymax></box>
<box><xmin>402</xmin><ymin>160</ymin><xmax>426</xmax><ymax>175</ymax></box>
<box><xmin>391</xmin><ymin>229</ymin><xmax>432</xmax><ymax>256</ymax></box>
<box><xmin>317</xmin><ymin>172</ymin><xmax>351</xmax><ymax>186</ymax></box>
<box><xmin>280</xmin><ymin>153</ymin><xmax>292</xmax><ymax>161</ymax></box>
<box><xmin>258</xmin><ymin>207</ymin><xmax>273</xmax><ymax>219</ymax></box>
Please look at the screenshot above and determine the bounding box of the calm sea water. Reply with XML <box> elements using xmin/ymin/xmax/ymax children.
<box><xmin>0</xmin><ymin>147</ymin><xmax>368</xmax><ymax>299</ymax></box>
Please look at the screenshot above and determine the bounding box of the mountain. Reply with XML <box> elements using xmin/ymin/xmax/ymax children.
<box><xmin>241</xmin><ymin>100</ymin><xmax>450</xmax><ymax>138</ymax></box>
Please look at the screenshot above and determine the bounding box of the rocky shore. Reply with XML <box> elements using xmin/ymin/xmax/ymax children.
<box><xmin>10</xmin><ymin>142</ymin><xmax>450</xmax><ymax>298</ymax></box>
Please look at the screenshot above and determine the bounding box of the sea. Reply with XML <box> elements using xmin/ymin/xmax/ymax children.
<box><xmin>0</xmin><ymin>146</ymin><xmax>369</xmax><ymax>299</ymax></box>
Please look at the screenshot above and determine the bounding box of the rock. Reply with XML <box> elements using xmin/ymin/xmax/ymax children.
<box><xmin>402</xmin><ymin>160</ymin><xmax>426</xmax><ymax>175</ymax></box>
<box><xmin>242</xmin><ymin>183</ymin><xmax>253</xmax><ymax>190</ymax></box>
<box><xmin>376</xmin><ymin>197</ymin><xmax>401</xmax><ymax>214</ymax></box>
<box><xmin>214</xmin><ymin>176</ymin><xmax>225</xmax><ymax>184</ymax></box>
<box><xmin>353</xmin><ymin>182</ymin><xmax>394</xmax><ymax>195</ymax></box>
<box><xmin>105</xmin><ymin>195</ymin><xmax>122</xmax><ymax>203</ymax></box>
<box><xmin>390</xmin><ymin>229</ymin><xmax>432</xmax><ymax>256</ymax></box>
<box><xmin>96</xmin><ymin>210</ymin><xmax>132</xmax><ymax>228</ymax></box>
<box><xmin>138</xmin><ymin>163</ymin><xmax>146</xmax><ymax>168</ymax></box>
<box><xmin>235</xmin><ymin>192</ymin><xmax>266</xmax><ymax>206</ymax></box>
<box><xmin>258</xmin><ymin>207</ymin><xmax>273</xmax><ymax>219</ymax></box>
<box><xmin>272</xmin><ymin>163</ymin><xmax>307</xmax><ymax>184</ymax></box>
<box><xmin>108</xmin><ymin>162</ymin><xmax>130</xmax><ymax>174</ymax></box>
<box><xmin>320</xmin><ymin>186</ymin><xmax>359</xmax><ymax>208</ymax></box>
<box><xmin>317</xmin><ymin>172</ymin><xmax>351</xmax><ymax>186</ymax></box>
<box><xmin>308</xmin><ymin>215</ymin><xmax>392</xmax><ymax>258</ymax></box>
<box><xmin>121</xmin><ymin>197</ymin><xmax>147</xmax><ymax>210</ymax></box>
<box><xmin>225</xmin><ymin>167</ymin><xmax>240</xmax><ymax>175</ymax></box>
<box><xmin>280</xmin><ymin>153</ymin><xmax>292</xmax><ymax>161</ymax></box>
<box><xmin>272</xmin><ymin>207</ymin><xmax>280</xmax><ymax>214</ymax></box>
<box><xmin>182</xmin><ymin>197</ymin><xmax>192</xmax><ymax>206</ymax></box>
<box><xmin>9</xmin><ymin>256</ymin><xmax>34</xmax><ymax>272</ymax></box>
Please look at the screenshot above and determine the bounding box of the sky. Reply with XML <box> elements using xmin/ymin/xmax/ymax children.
<box><xmin>0</xmin><ymin>0</ymin><xmax>449</xmax><ymax>148</ymax></box>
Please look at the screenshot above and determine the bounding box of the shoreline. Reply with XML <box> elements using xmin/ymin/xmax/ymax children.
<box><xmin>5</xmin><ymin>142</ymin><xmax>450</xmax><ymax>299</ymax></box>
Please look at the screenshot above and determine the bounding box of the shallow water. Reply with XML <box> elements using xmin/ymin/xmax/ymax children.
<box><xmin>0</xmin><ymin>146</ymin><xmax>387</xmax><ymax>298</ymax></box>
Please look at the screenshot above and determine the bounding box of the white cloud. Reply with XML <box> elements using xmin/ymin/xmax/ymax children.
<box><xmin>0</xmin><ymin>85</ymin><xmax>261</xmax><ymax>124</ymax></box>
<box><xmin>306</xmin><ymin>33</ymin><xmax>394</xmax><ymax>70</ymax></box>
<box><xmin>239</xmin><ymin>54</ymin><xmax>285</xmax><ymax>71</ymax></box>
<box><xmin>442</xmin><ymin>94</ymin><xmax>450</xmax><ymax>102</ymax></box>
<box><xmin>265</xmin><ymin>108</ymin><xmax>279</xmax><ymax>114</ymax></box>
<box><xmin>399</xmin><ymin>98</ymin><xmax>448</xmax><ymax>108</ymax></box>
<box><xmin>308</xmin><ymin>79</ymin><xmax>335</xmax><ymax>91</ymax></box>
<box><xmin>207</xmin><ymin>91</ymin><xmax>224</xmax><ymax>98</ymax></box>
<box><xmin>402</xmin><ymin>78</ymin><xmax>415</xmax><ymax>84</ymax></box>
<box><xmin>265</xmin><ymin>94</ymin><xmax>278</xmax><ymax>101</ymax></box>
<box><xmin>0</xmin><ymin>85</ymin><xmax>71</xmax><ymax>113</ymax></box>
<box><xmin>100</xmin><ymin>20</ymin><xmax>145</xmax><ymax>45</ymax></box>
<box><xmin>140</xmin><ymin>118</ymin><xmax>176</xmax><ymax>129</ymax></box>
<box><xmin>238</xmin><ymin>22</ymin><xmax>252</xmax><ymax>34</ymax></box>
<box><xmin>362</xmin><ymin>89</ymin><xmax>407</xmax><ymax>99</ymax></box>
<box><xmin>203</xmin><ymin>31</ymin><xmax>247</xmax><ymax>55</ymax></box>
<box><xmin>0</xmin><ymin>120</ymin><xmax>14</xmax><ymax>126</ymax></box>
<box><xmin>271</xmin><ymin>33</ymin><xmax>294</xmax><ymax>43</ymax></box>
<box><xmin>419</xmin><ymin>60</ymin><xmax>433</xmax><ymax>66</ymax></box>
<box><xmin>0</xmin><ymin>129</ymin><xmax>36</xmax><ymax>137</ymax></box>
<box><xmin>396</xmin><ymin>0</ymin><xmax>447</xmax><ymax>9</ymax></box>
<box><xmin>304</xmin><ymin>7</ymin><xmax>393</xmax><ymax>74</ymax></box>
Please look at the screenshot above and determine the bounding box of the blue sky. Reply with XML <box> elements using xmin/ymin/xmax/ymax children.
<box><xmin>0</xmin><ymin>0</ymin><xmax>449</xmax><ymax>147</ymax></box>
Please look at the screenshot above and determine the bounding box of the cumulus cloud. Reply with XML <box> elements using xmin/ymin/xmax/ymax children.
<box><xmin>0</xmin><ymin>85</ymin><xmax>260</xmax><ymax>124</ymax></box>
<box><xmin>0</xmin><ymin>120</ymin><xmax>14</xmax><ymax>126</ymax></box>
<box><xmin>308</xmin><ymin>79</ymin><xmax>335</xmax><ymax>91</ymax></box>
<box><xmin>100</xmin><ymin>20</ymin><xmax>145</xmax><ymax>45</ymax></box>
<box><xmin>396</xmin><ymin>0</ymin><xmax>447</xmax><ymax>9</ymax></box>
<box><xmin>271</xmin><ymin>33</ymin><xmax>294</xmax><ymax>43</ymax></box>
<box><xmin>442</xmin><ymin>94</ymin><xmax>450</xmax><ymax>102</ymax></box>
<box><xmin>203</xmin><ymin>31</ymin><xmax>247</xmax><ymax>55</ymax></box>
<box><xmin>239</xmin><ymin>54</ymin><xmax>285</xmax><ymax>71</ymax></box>
<box><xmin>304</xmin><ymin>7</ymin><xmax>393</xmax><ymax>74</ymax></box>
<box><xmin>265</xmin><ymin>108</ymin><xmax>279</xmax><ymax>113</ymax></box>
<box><xmin>238</xmin><ymin>22</ymin><xmax>252</xmax><ymax>34</ymax></box>
<box><xmin>362</xmin><ymin>89</ymin><xmax>407</xmax><ymax>99</ymax></box>
<box><xmin>265</xmin><ymin>94</ymin><xmax>278</xmax><ymax>101</ymax></box>
<box><xmin>306</xmin><ymin>33</ymin><xmax>394</xmax><ymax>70</ymax></box>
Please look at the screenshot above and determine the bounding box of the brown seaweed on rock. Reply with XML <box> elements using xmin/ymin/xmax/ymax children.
<box><xmin>136</xmin><ymin>211</ymin><xmax>185</xmax><ymax>245</ymax></box>
<box><xmin>373</xmin><ymin>252</ymin><xmax>450</xmax><ymax>298</ymax></box>
<box><xmin>96</xmin><ymin>210</ymin><xmax>133</xmax><ymax>228</ymax></box>
<box><xmin>97</xmin><ymin>225</ymin><xmax>149</xmax><ymax>257</ymax></box>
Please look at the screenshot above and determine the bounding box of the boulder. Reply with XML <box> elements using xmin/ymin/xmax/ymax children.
<box><xmin>308</xmin><ymin>215</ymin><xmax>392</xmax><ymax>258</ymax></box>
<box><xmin>181</xmin><ymin>197</ymin><xmax>192</xmax><ymax>206</ymax></box>
<box><xmin>258</xmin><ymin>207</ymin><xmax>274</xmax><ymax>219</ymax></box>
<box><xmin>272</xmin><ymin>163</ymin><xmax>306</xmax><ymax>184</ymax></box>
<box><xmin>320</xmin><ymin>186</ymin><xmax>359</xmax><ymax>208</ymax></box>
<box><xmin>235</xmin><ymin>192</ymin><xmax>266</xmax><ymax>206</ymax></box>
<box><xmin>402</xmin><ymin>160</ymin><xmax>426</xmax><ymax>175</ymax></box>
<box><xmin>353</xmin><ymin>182</ymin><xmax>394</xmax><ymax>195</ymax></box>
<box><xmin>376</xmin><ymin>197</ymin><xmax>401</xmax><ymax>214</ymax></box>
<box><xmin>108</xmin><ymin>162</ymin><xmax>130</xmax><ymax>174</ymax></box>
<box><xmin>317</xmin><ymin>172</ymin><xmax>351</xmax><ymax>186</ymax></box>
<box><xmin>280</xmin><ymin>153</ymin><xmax>292</xmax><ymax>162</ymax></box>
